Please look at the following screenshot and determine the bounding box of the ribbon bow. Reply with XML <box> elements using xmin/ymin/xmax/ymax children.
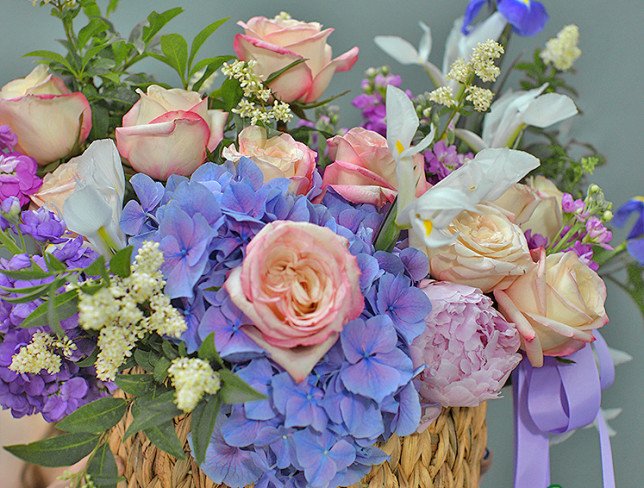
<box><xmin>512</xmin><ymin>332</ymin><xmax>615</xmax><ymax>488</ymax></box>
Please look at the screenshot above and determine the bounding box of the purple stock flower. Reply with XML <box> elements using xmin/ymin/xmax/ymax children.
<box><xmin>424</xmin><ymin>141</ymin><xmax>471</xmax><ymax>184</ymax></box>
<box><xmin>562</xmin><ymin>193</ymin><xmax>585</xmax><ymax>215</ymax></box>
<box><xmin>19</xmin><ymin>207</ymin><xmax>66</xmax><ymax>243</ymax></box>
<box><xmin>0</xmin><ymin>153</ymin><xmax>42</xmax><ymax>206</ymax></box>
<box><xmin>0</xmin><ymin>125</ymin><xmax>17</xmax><ymax>152</ymax></box>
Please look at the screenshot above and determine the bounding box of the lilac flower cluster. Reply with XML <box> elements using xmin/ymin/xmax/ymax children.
<box><xmin>0</xmin><ymin>201</ymin><xmax>109</xmax><ymax>421</ymax></box>
<box><xmin>424</xmin><ymin>140</ymin><xmax>473</xmax><ymax>185</ymax></box>
<box><xmin>123</xmin><ymin>159</ymin><xmax>432</xmax><ymax>488</ymax></box>
<box><xmin>558</xmin><ymin>193</ymin><xmax>613</xmax><ymax>270</ymax></box>
<box><xmin>352</xmin><ymin>69</ymin><xmax>408</xmax><ymax>136</ymax></box>
<box><xmin>0</xmin><ymin>125</ymin><xmax>42</xmax><ymax>206</ymax></box>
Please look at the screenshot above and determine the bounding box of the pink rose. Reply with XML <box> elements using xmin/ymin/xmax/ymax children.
<box><xmin>0</xmin><ymin>65</ymin><xmax>91</xmax><ymax>165</ymax></box>
<box><xmin>225</xmin><ymin>221</ymin><xmax>363</xmax><ymax>382</ymax></box>
<box><xmin>30</xmin><ymin>156</ymin><xmax>80</xmax><ymax>213</ymax></box>
<box><xmin>234</xmin><ymin>15</ymin><xmax>359</xmax><ymax>103</ymax></box>
<box><xmin>115</xmin><ymin>85</ymin><xmax>227</xmax><ymax>180</ymax></box>
<box><xmin>322</xmin><ymin>127</ymin><xmax>430</xmax><ymax>207</ymax></box>
<box><xmin>494</xmin><ymin>249</ymin><xmax>608</xmax><ymax>367</ymax></box>
<box><xmin>222</xmin><ymin>126</ymin><xmax>316</xmax><ymax>195</ymax></box>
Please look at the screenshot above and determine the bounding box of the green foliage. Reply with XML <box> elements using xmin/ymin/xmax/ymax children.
<box><xmin>108</xmin><ymin>246</ymin><xmax>133</xmax><ymax>278</ymax></box>
<box><xmin>56</xmin><ymin>398</ymin><xmax>128</xmax><ymax>434</ymax></box>
<box><xmin>86</xmin><ymin>442</ymin><xmax>121</xmax><ymax>488</ymax></box>
<box><xmin>145</xmin><ymin>421</ymin><xmax>186</xmax><ymax>459</ymax></box>
<box><xmin>125</xmin><ymin>391</ymin><xmax>181</xmax><ymax>439</ymax></box>
<box><xmin>219</xmin><ymin>369</ymin><xmax>267</xmax><ymax>404</ymax></box>
<box><xmin>522</xmin><ymin>128</ymin><xmax>606</xmax><ymax>196</ymax></box>
<box><xmin>516</xmin><ymin>49</ymin><xmax>578</xmax><ymax>97</ymax></box>
<box><xmin>198</xmin><ymin>332</ymin><xmax>224</xmax><ymax>368</ymax></box>
<box><xmin>190</xmin><ymin>394</ymin><xmax>221</xmax><ymax>465</ymax></box>
<box><xmin>4</xmin><ymin>432</ymin><xmax>100</xmax><ymax>467</ymax></box>
<box><xmin>29</xmin><ymin>1</ymin><xmax>186</xmax><ymax>140</ymax></box>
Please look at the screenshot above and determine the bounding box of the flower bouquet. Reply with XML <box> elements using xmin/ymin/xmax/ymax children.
<box><xmin>1</xmin><ymin>1</ymin><xmax>641</xmax><ymax>487</ymax></box>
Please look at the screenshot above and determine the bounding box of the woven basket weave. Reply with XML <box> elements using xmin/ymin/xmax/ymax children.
<box><xmin>107</xmin><ymin>397</ymin><xmax>487</xmax><ymax>488</ymax></box>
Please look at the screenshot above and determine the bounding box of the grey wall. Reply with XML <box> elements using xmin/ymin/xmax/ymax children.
<box><xmin>1</xmin><ymin>1</ymin><xmax>642</xmax><ymax>486</ymax></box>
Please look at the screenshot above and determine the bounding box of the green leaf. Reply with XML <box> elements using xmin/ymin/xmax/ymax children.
<box><xmin>57</xmin><ymin>398</ymin><xmax>128</xmax><ymax>434</ymax></box>
<box><xmin>142</xmin><ymin>8</ymin><xmax>184</xmax><ymax>45</ymax></box>
<box><xmin>86</xmin><ymin>442</ymin><xmax>120</xmax><ymax>488</ymax></box>
<box><xmin>21</xmin><ymin>289</ymin><xmax>78</xmax><ymax>329</ymax></box>
<box><xmin>106</xmin><ymin>0</ymin><xmax>120</xmax><ymax>17</ymax></box>
<box><xmin>78</xmin><ymin>18</ymin><xmax>110</xmax><ymax>48</ymax></box>
<box><xmin>4</xmin><ymin>432</ymin><xmax>100</xmax><ymax>468</ymax></box>
<box><xmin>0</xmin><ymin>230</ymin><xmax>24</xmax><ymax>254</ymax></box>
<box><xmin>0</xmin><ymin>281</ymin><xmax>60</xmax><ymax>304</ymax></box>
<box><xmin>264</xmin><ymin>58</ymin><xmax>308</xmax><ymax>85</ymax></box>
<box><xmin>109</xmin><ymin>246</ymin><xmax>133</xmax><ymax>278</ymax></box>
<box><xmin>215</xmin><ymin>77</ymin><xmax>243</xmax><ymax>112</ymax></box>
<box><xmin>188</xmin><ymin>18</ymin><xmax>229</xmax><ymax>71</ymax></box>
<box><xmin>153</xmin><ymin>356</ymin><xmax>171</xmax><ymax>383</ymax></box>
<box><xmin>219</xmin><ymin>369</ymin><xmax>266</xmax><ymax>404</ymax></box>
<box><xmin>24</xmin><ymin>50</ymin><xmax>76</xmax><ymax>75</ymax></box>
<box><xmin>0</xmin><ymin>261</ymin><xmax>51</xmax><ymax>280</ymax></box>
<box><xmin>133</xmin><ymin>349</ymin><xmax>156</xmax><ymax>373</ymax></box>
<box><xmin>114</xmin><ymin>373</ymin><xmax>159</xmax><ymax>396</ymax></box>
<box><xmin>84</xmin><ymin>255</ymin><xmax>106</xmax><ymax>277</ymax></box>
<box><xmin>190</xmin><ymin>56</ymin><xmax>234</xmax><ymax>93</ymax></box>
<box><xmin>161</xmin><ymin>340</ymin><xmax>179</xmax><ymax>360</ymax></box>
<box><xmin>44</xmin><ymin>253</ymin><xmax>67</xmax><ymax>272</ymax></box>
<box><xmin>160</xmin><ymin>33</ymin><xmax>189</xmax><ymax>81</ymax></box>
<box><xmin>144</xmin><ymin>421</ymin><xmax>186</xmax><ymax>459</ymax></box>
<box><xmin>90</xmin><ymin>104</ymin><xmax>110</xmax><ymax>140</ymax></box>
<box><xmin>295</xmin><ymin>90</ymin><xmax>351</xmax><ymax>110</ymax></box>
<box><xmin>125</xmin><ymin>391</ymin><xmax>181</xmax><ymax>439</ymax></box>
<box><xmin>190</xmin><ymin>394</ymin><xmax>221</xmax><ymax>465</ymax></box>
<box><xmin>198</xmin><ymin>332</ymin><xmax>224</xmax><ymax>368</ymax></box>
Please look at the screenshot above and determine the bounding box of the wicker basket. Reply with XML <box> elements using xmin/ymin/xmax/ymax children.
<box><xmin>107</xmin><ymin>400</ymin><xmax>487</xmax><ymax>488</ymax></box>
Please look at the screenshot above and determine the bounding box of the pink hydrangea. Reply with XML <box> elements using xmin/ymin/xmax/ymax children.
<box><xmin>410</xmin><ymin>281</ymin><xmax>521</xmax><ymax>410</ymax></box>
<box><xmin>0</xmin><ymin>152</ymin><xmax>42</xmax><ymax>206</ymax></box>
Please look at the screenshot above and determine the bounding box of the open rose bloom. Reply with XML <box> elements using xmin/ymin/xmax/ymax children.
<box><xmin>234</xmin><ymin>15</ymin><xmax>359</xmax><ymax>103</ymax></box>
<box><xmin>0</xmin><ymin>65</ymin><xmax>91</xmax><ymax>165</ymax></box>
<box><xmin>116</xmin><ymin>85</ymin><xmax>227</xmax><ymax>180</ymax></box>
<box><xmin>225</xmin><ymin>221</ymin><xmax>363</xmax><ymax>382</ymax></box>
<box><xmin>495</xmin><ymin>250</ymin><xmax>608</xmax><ymax>367</ymax></box>
<box><xmin>223</xmin><ymin>126</ymin><xmax>316</xmax><ymax>194</ymax></box>
<box><xmin>323</xmin><ymin>127</ymin><xmax>429</xmax><ymax>207</ymax></box>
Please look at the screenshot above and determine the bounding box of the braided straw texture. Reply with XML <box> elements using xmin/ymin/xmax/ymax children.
<box><xmin>108</xmin><ymin>397</ymin><xmax>487</xmax><ymax>488</ymax></box>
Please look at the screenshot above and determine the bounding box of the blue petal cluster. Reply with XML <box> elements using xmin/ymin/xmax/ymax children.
<box><xmin>124</xmin><ymin>159</ymin><xmax>432</xmax><ymax>488</ymax></box>
<box><xmin>463</xmin><ymin>0</ymin><xmax>548</xmax><ymax>37</ymax></box>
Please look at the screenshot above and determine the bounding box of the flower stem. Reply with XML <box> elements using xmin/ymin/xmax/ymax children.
<box><xmin>374</xmin><ymin>200</ymin><xmax>401</xmax><ymax>252</ymax></box>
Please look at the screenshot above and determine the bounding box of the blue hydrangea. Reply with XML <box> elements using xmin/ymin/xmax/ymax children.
<box><xmin>124</xmin><ymin>158</ymin><xmax>432</xmax><ymax>488</ymax></box>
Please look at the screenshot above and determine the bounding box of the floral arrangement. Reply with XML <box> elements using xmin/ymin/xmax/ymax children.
<box><xmin>0</xmin><ymin>1</ymin><xmax>640</xmax><ymax>487</ymax></box>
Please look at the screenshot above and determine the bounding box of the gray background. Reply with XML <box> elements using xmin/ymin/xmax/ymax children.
<box><xmin>1</xmin><ymin>1</ymin><xmax>642</xmax><ymax>486</ymax></box>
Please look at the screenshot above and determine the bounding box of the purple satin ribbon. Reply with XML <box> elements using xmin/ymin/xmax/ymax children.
<box><xmin>512</xmin><ymin>332</ymin><xmax>615</xmax><ymax>488</ymax></box>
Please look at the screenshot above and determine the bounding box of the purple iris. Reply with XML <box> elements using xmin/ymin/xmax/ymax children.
<box><xmin>462</xmin><ymin>0</ymin><xmax>548</xmax><ymax>37</ymax></box>
<box><xmin>613</xmin><ymin>197</ymin><xmax>644</xmax><ymax>265</ymax></box>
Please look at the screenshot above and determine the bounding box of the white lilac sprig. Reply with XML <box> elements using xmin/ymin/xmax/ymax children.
<box><xmin>541</xmin><ymin>25</ymin><xmax>582</xmax><ymax>72</ymax></box>
<box><xmin>222</xmin><ymin>59</ymin><xmax>293</xmax><ymax>126</ymax></box>
<box><xmin>168</xmin><ymin>358</ymin><xmax>221</xmax><ymax>413</ymax></box>
<box><xmin>77</xmin><ymin>241</ymin><xmax>188</xmax><ymax>381</ymax></box>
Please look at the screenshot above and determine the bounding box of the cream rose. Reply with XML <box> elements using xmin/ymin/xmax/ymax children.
<box><xmin>225</xmin><ymin>221</ymin><xmax>363</xmax><ymax>382</ymax></box>
<box><xmin>223</xmin><ymin>126</ymin><xmax>316</xmax><ymax>194</ymax></box>
<box><xmin>427</xmin><ymin>204</ymin><xmax>533</xmax><ymax>293</ymax></box>
<box><xmin>115</xmin><ymin>85</ymin><xmax>227</xmax><ymax>180</ymax></box>
<box><xmin>0</xmin><ymin>65</ymin><xmax>91</xmax><ymax>165</ymax></box>
<box><xmin>234</xmin><ymin>14</ymin><xmax>359</xmax><ymax>103</ymax></box>
<box><xmin>493</xmin><ymin>175</ymin><xmax>563</xmax><ymax>242</ymax></box>
<box><xmin>494</xmin><ymin>250</ymin><xmax>608</xmax><ymax>367</ymax></box>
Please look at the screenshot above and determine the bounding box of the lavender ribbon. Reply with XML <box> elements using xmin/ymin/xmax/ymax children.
<box><xmin>512</xmin><ymin>332</ymin><xmax>615</xmax><ymax>488</ymax></box>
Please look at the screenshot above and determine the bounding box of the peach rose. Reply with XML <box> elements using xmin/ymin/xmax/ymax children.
<box><xmin>494</xmin><ymin>250</ymin><xmax>608</xmax><ymax>367</ymax></box>
<box><xmin>115</xmin><ymin>85</ymin><xmax>227</xmax><ymax>180</ymax></box>
<box><xmin>225</xmin><ymin>221</ymin><xmax>363</xmax><ymax>382</ymax></box>
<box><xmin>427</xmin><ymin>204</ymin><xmax>533</xmax><ymax>293</ymax></box>
<box><xmin>29</xmin><ymin>157</ymin><xmax>79</xmax><ymax>213</ymax></box>
<box><xmin>222</xmin><ymin>126</ymin><xmax>316</xmax><ymax>194</ymax></box>
<box><xmin>234</xmin><ymin>14</ymin><xmax>359</xmax><ymax>103</ymax></box>
<box><xmin>0</xmin><ymin>65</ymin><xmax>91</xmax><ymax>165</ymax></box>
<box><xmin>322</xmin><ymin>127</ymin><xmax>430</xmax><ymax>207</ymax></box>
<box><xmin>493</xmin><ymin>176</ymin><xmax>563</xmax><ymax>242</ymax></box>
